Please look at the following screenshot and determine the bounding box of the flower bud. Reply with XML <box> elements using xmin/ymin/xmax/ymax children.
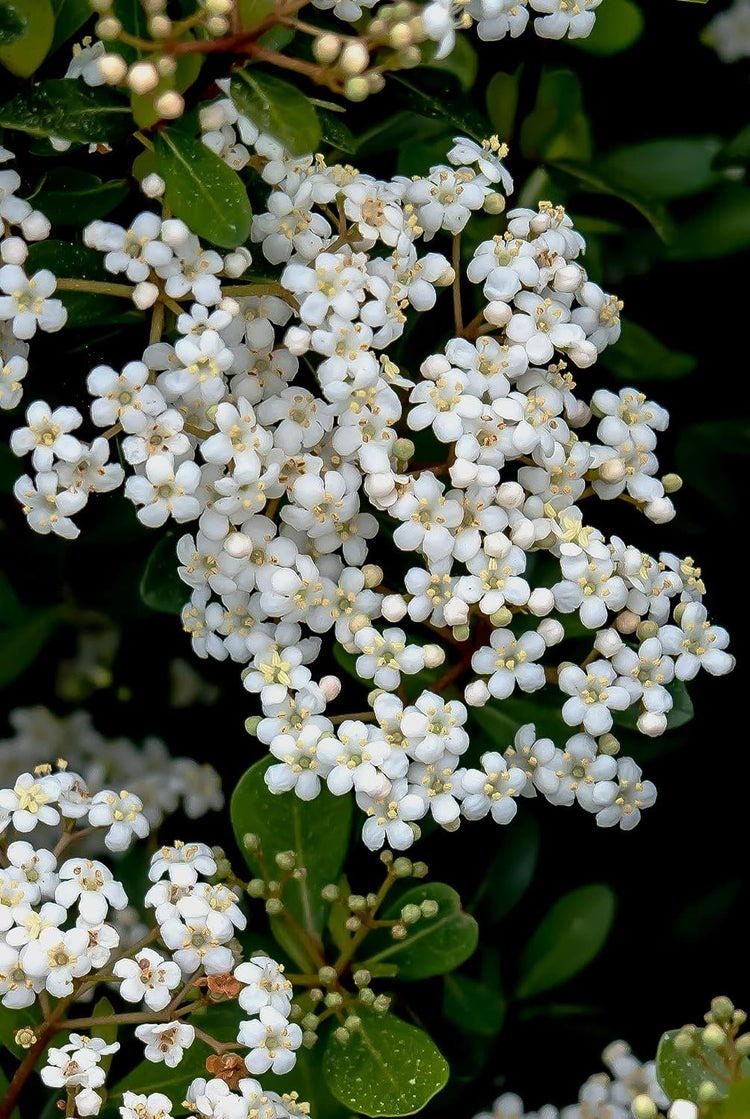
<box><xmin>423</xmin><ymin>643</ymin><xmax>445</xmax><ymax>668</ymax></box>
<box><xmin>735</xmin><ymin>1033</ymin><xmax>750</xmax><ymax>1056</ymax></box>
<box><xmin>149</xmin><ymin>14</ymin><xmax>173</xmax><ymax>35</ymax></box>
<box><xmin>318</xmin><ymin>965</ymin><xmax>338</xmax><ymax>986</ymax></box>
<box><xmin>393</xmin><ymin>437</ymin><xmax>415</xmax><ymax>462</ymax></box>
<box><xmin>96</xmin><ymin>52</ymin><xmax>128</xmax><ymax>84</ymax></box>
<box><xmin>128</xmin><ymin>60</ymin><xmax>160</xmax><ymax>94</ymax></box>
<box><xmin>340</xmin><ymin>40</ymin><xmax>369</xmax><ymax>74</ymax></box>
<box><xmin>483</xmin><ymin>192</ymin><xmax>506</xmax><ymax>215</ymax></box>
<box><xmin>224</xmin><ymin>532</ymin><xmax>253</xmax><ymax>559</ymax></box>
<box><xmin>160</xmin><ymin>218</ymin><xmax>191</xmax><ymax>247</ymax></box>
<box><xmin>443</xmin><ymin>598</ymin><xmax>469</xmax><ymax>627</ymax></box>
<box><xmin>320</xmin><ymin>675</ymin><xmax>342</xmax><ymax>701</ymax></box>
<box><xmin>497</xmin><ymin>481</ymin><xmax>524</xmax><ymax>508</ymax></box>
<box><xmin>382</xmin><ymin>594</ymin><xmax>407</xmax><ymax>622</ymax></box>
<box><xmin>314</xmin><ymin>33</ymin><xmax>342</xmax><ymax>63</ymax></box>
<box><xmin>372</xmin><ymin>994</ymin><xmax>391</xmax><ymax>1014</ymax></box>
<box><xmin>141</xmin><ymin>172</ymin><xmax>166</xmax><ymax>198</ymax></box>
<box><xmin>154</xmin><ymin>90</ymin><xmax>185</xmax><ymax>119</ymax></box>
<box><xmin>265</xmin><ymin>897</ymin><xmax>283</xmax><ymax>916</ymax></box>
<box><xmin>334</xmin><ymin>1027</ymin><xmax>350</xmax><ymax>1044</ymax></box>
<box><xmin>353</xmin><ymin>969</ymin><xmax>371</xmax><ymax>987</ymax></box>
<box><xmin>645</xmin><ymin>497</ymin><xmax>675</xmax><ymax>524</ymax></box>
<box><xmin>598</xmin><ymin>457</ymin><xmax>627</xmax><ymax>484</ymax></box>
<box><xmin>275</xmin><ymin>850</ymin><xmax>296</xmax><ymax>870</ymax></box>
<box><xmin>391</xmin><ymin>922</ymin><xmax>407</xmax><ymax>939</ymax></box>
<box><xmin>244</xmin><ymin>715</ymin><xmax>261</xmax><ymax>736</ymax></box>
<box><xmin>598</xmin><ymin>733</ymin><xmax>620</xmax><ymax>756</ymax></box>
<box><xmin>362</xmin><ymin>563</ymin><xmax>383</xmax><ymax>588</ymax></box>
<box><xmin>392</xmin><ymin>856</ymin><xmax>413</xmax><ymax>877</ymax></box>
<box><xmin>632</xmin><ymin>1096</ymin><xmax>658</xmax><ymax>1119</ymax></box>
<box><xmin>697</xmin><ymin>1080</ymin><xmax>721</xmax><ymax>1102</ymax></box>
<box><xmin>484</xmin><ymin>300</ymin><xmax>512</xmax><ymax>326</ymax></box>
<box><xmin>464</xmin><ymin>679</ymin><xmax>490</xmax><ymax>707</ymax></box>
<box><xmin>344</xmin><ymin>1015</ymin><xmax>361</xmax><ymax>1031</ymax></box>
<box><xmin>527</xmin><ymin>587</ymin><xmax>554</xmax><ymax>617</ymax></box>
<box><xmin>637</xmin><ymin>711</ymin><xmax>667</xmax><ymax>738</ymax></box>
<box><xmin>490</xmin><ymin>607</ymin><xmax>513</xmax><ymax>628</ymax></box>
<box><xmin>132</xmin><ymin>281</ymin><xmax>159</xmax><ymax>309</ymax></box>
<box><xmin>0</xmin><ymin>236</ymin><xmax>28</xmax><ymax>265</ymax></box>
<box><xmin>412</xmin><ymin>861</ymin><xmax>428</xmax><ymax>878</ymax></box>
<box><xmin>96</xmin><ymin>15</ymin><xmax>123</xmax><ymax>38</ymax></box>
<box><xmin>701</xmin><ymin>1023</ymin><xmax>726</xmax><ymax>1050</ymax></box>
<box><xmin>243</xmin><ymin>832</ymin><xmax>260</xmax><ymax>851</ymax></box>
<box><xmin>667</xmin><ymin>1103</ymin><xmax>699</xmax><ymax>1119</ymax></box>
<box><xmin>484</xmin><ymin>531</ymin><xmax>512</xmax><ymax>558</ymax></box>
<box><xmin>284</xmin><ymin>325</ymin><xmax>311</xmax><ymax>355</ymax></box>
<box><xmin>344</xmin><ymin>76</ymin><xmax>369</xmax><ymax>102</ymax></box>
<box><xmin>615</xmin><ymin>609</ymin><xmax>639</xmax><ymax>634</ymax></box>
<box><xmin>537</xmin><ymin>618</ymin><xmax>564</xmax><ymax>647</ymax></box>
<box><xmin>594</xmin><ymin>628</ymin><xmax>623</xmax><ymax>658</ymax></box>
<box><xmin>636</xmin><ymin>619</ymin><xmax>660</xmax><ymax>641</ymax></box>
<box><xmin>420</xmin><ymin>899</ymin><xmax>439</xmax><ymax>918</ymax></box>
<box><xmin>15</xmin><ymin>1027</ymin><xmax>37</xmax><ymax>1049</ymax></box>
<box><xmin>452</xmin><ymin>623</ymin><xmax>471</xmax><ymax>642</ymax></box>
<box><xmin>223</xmin><ymin>247</ymin><xmax>253</xmax><ymax>277</ymax></box>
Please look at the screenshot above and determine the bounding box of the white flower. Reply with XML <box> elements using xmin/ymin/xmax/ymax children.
<box><xmin>592</xmin><ymin>757</ymin><xmax>657</xmax><ymax>830</ymax></box>
<box><xmin>125</xmin><ymin>457</ymin><xmax>202</xmax><ymax>527</ymax></box>
<box><xmin>85</xmin><ymin>212</ymin><xmax>172</xmax><ymax>283</ymax></box>
<box><xmin>0</xmin><ymin>265</ymin><xmax>66</xmax><ymax>338</ymax></box>
<box><xmin>531</xmin><ymin>0</ymin><xmax>601</xmax><ymax>39</ymax></box>
<box><xmin>55</xmin><ymin>858</ymin><xmax>129</xmax><ymax>925</ymax></box>
<box><xmin>149</xmin><ymin>841</ymin><xmax>217</xmax><ymax>886</ymax></box>
<box><xmin>408</xmin><ymin>758</ymin><xmax>463</xmax><ymax>827</ymax></box>
<box><xmin>13</xmin><ymin>471</ymin><xmax>87</xmax><ymax>539</ymax></box>
<box><xmin>470</xmin><ymin>627</ymin><xmax>546</xmax><ymax>699</ymax></box>
<box><xmin>558</xmin><ymin>660</ymin><xmax>632</xmax><ymax>736</ymax></box>
<box><xmin>447</xmin><ymin>136</ymin><xmax>514</xmax><ymax>193</ymax></box>
<box><xmin>502</xmin><ymin>723</ymin><xmax>558</xmax><ymax>797</ymax></box>
<box><xmin>266</xmin><ymin>722</ymin><xmax>333</xmax><ymax>801</ymax></box>
<box><xmin>87</xmin><ymin>362</ymin><xmax>165</xmax><ymax>433</ymax></box>
<box><xmin>0</xmin><ymin>943</ymin><xmax>43</xmax><ymax>1007</ymax></box>
<box><xmin>235</xmin><ymin>955</ymin><xmax>292</xmax><ymax>1015</ymax></box>
<box><xmin>11</xmin><ymin>400</ymin><xmax>83</xmax><ymax>472</ymax></box>
<box><xmin>40</xmin><ymin>1044</ymin><xmax>110</xmax><ymax>1117</ymax></box>
<box><xmin>88</xmin><ymin>789</ymin><xmax>150</xmax><ymax>851</ymax></box>
<box><xmin>5</xmin><ymin>840</ymin><xmax>57</xmax><ymax>902</ymax></box>
<box><xmin>0</xmin><ymin>352</ymin><xmax>27</xmax><ymax>409</ymax></box>
<box><xmin>21</xmin><ymin>925</ymin><xmax>92</xmax><ymax>996</ymax></box>
<box><xmin>543</xmin><ymin>734</ymin><xmax>617</xmax><ymax>810</ymax></box>
<box><xmin>356</xmin><ymin>778</ymin><xmax>427</xmax><ymax>850</ymax></box>
<box><xmin>460</xmin><ymin>752</ymin><xmax>527</xmax><ymax>823</ymax></box>
<box><xmin>658</xmin><ymin>603</ymin><xmax>734</xmax><ymax>680</ymax></box>
<box><xmin>354</xmin><ymin>626</ymin><xmax>427</xmax><ymax>692</ymax></box>
<box><xmin>134</xmin><ymin>1021</ymin><xmax>196</xmax><ymax>1067</ymax></box>
<box><xmin>0</xmin><ymin>771</ymin><xmax>61</xmax><ymax>833</ymax></box>
<box><xmin>238</xmin><ymin>1005</ymin><xmax>303</xmax><ymax>1075</ymax></box>
<box><xmin>158</xmin><ymin>903</ymin><xmax>234</xmax><ymax>975</ymax></box>
<box><xmin>113</xmin><ymin>948</ymin><xmax>182</xmax><ymax>1010</ymax></box>
<box><xmin>401</xmin><ymin>692</ymin><xmax>470</xmax><ymax>762</ymax></box>
<box><xmin>121</xmin><ymin>1091</ymin><xmax>175</xmax><ymax>1119</ymax></box>
<box><xmin>317</xmin><ymin>721</ymin><xmax>398</xmax><ymax>796</ymax></box>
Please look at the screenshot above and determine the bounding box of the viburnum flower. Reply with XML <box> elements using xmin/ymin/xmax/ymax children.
<box><xmin>235</xmin><ymin>956</ymin><xmax>293</xmax><ymax>1015</ymax></box>
<box><xmin>0</xmin><ymin>265</ymin><xmax>66</xmax><ymax>338</ymax></box>
<box><xmin>238</xmin><ymin>1005</ymin><xmax>303</xmax><ymax>1075</ymax></box>
<box><xmin>21</xmin><ymin>925</ymin><xmax>93</xmax><ymax>996</ymax></box>
<box><xmin>121</xmin><ymin>1092</ymin><xmax>175</xmax><ymax>1119</ymax></box>
<box><xmin>0</xmin><ymin>771</ymin><xmax>61</xmax><ymax>833</ymax></box>
<box><xmin>113</xmin><ymin>948</ymin><xmax>182</xmax><ymax>1010</ymax></box>
<box><xmin>87</xmin><ymin>789</ymin><xmax>150</xmax><ymax>851</ymax></box>
<box><xmin>54</xmin><ymin>858</ymin><xmax>129</xmax><ymax>925</ymax></box>
<box><xmin>149</xmin><ymin>841</ymin><xmax>217</xmax><ymax>886</ymax></box>
<box><xmin>12</xmin><ymin>472</ymin><xmax>87</xmax><ymax>540</ymax></box>
<box><xmin>135</xmin><ymin>1021</ymin><xmax>196</xmax><ymax>1067</ymax></box>
<box><xmin>460</xmin><ymin>752</ymin><xmax>527</xmax><ymax>824</ymax></box>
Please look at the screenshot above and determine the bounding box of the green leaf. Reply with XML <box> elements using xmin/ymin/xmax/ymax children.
<box><xmin>319</xmin><ymin>108</ymin><xmax>358</xmax><ymax>154</ymax></box>
<box><xmin>0</xmin><ymin>0</ymin><xmax>53</xmax><ymax>75</ymax></box>
<box><xmin>238</xmin><ymin>0</ymin><xmax>273</xmax><ymax>28</ymax></box>
<box><xmin>520</xmin><ymin>70</ymin><xmax>592</xmax><ymax>162</ymax></box>
<box><xmin>389</xmin><ymin>71</ymin><xmax>489</xmax><ymax>141</ymax></box>
<box><xmin>656</xmin><ymin>1028</ymin><xmax>730</xmax><ymax>1104</ymax></box>
<box><xmin>597</xmin><ymin>137</ymin><xmax>722</xmax><ymax>200</ymax></box>
<box><xmin>263</xmin><ymin>1043</ymin><xmax>352</xmax><ymax>1118</ymax></box>
<box><xmin>420</xmin><ymin>35</ymin><xmax>478</xmax><ymax>91</ymax></box>
<box><xmin>599</xmin><ymin>319</ymin><xmax>697</xmax><ymax>382</ymax></box>
<box><xmin>0</xmin><ymin>607</ymin><xmax>60</xmax><ymax>687</ymax></box>
<box><xmin>668</xmin><ymin>183</ymin><xmax>750</xmax><ymax>260</ymax></box>
<box><xmin>32</xmin><ymin>168</ymin><xmax>130</xmax><ymax>226</ymax></box>
<box><xmin>472</xmin><ymin>693</ymin><xmax>567</xmax><ymax>748</ymax></box>
<box><xmin>230</xmin><ymin>69</ymin><xmax>321</xmax><ymax>157</ymax></box>
<box><xmin>140</xmin><ymin>533</ymin><xmax>185</xmax><ymax>615</ymax></box>
<box><xmin>470</xmin><ymin>812</ymin><xmax>540</xmax><ymax>923</ymax></box>
<box><xmin>231</xmin><ymin>756</ymin><xmax>352</xmax><ymax>937</ymax></box>
<box><xmin>0</xmin><ymin>0</ymin><xmax>27</xmax><ymax>45</ymax></box>
<box><xmin>0</xmin><ymin>80</ymin><xmax>132</xmax><ymax>143</ymax></box>
<box><xmin>50</xmin><ymin>0</ymin><xmax>92</xmax><ymax>52</ymax></box>
<box><xmin>676</xmin><ymin>420</ymin><xmax>750</xmax><ymax>517</ymax></box>
<box><xmin>361</xmin><ymin>883</ymin><xmax>478</xmax><ymax>981</ymax></box>
<box><xmin>714</xmin><ymin>123</ymin><xmax>750</xmax><ymax>169</ymax></box>
<box><xmin>131</xmin><ymin>53</ymin><xmax>203</xmax><ymax>128</ymax></box>
<box><xmin>569</xmin><ymin>0</ymin><xmax>643</xmax><ymax>54</ymax></box>
<box><xmin>515</xmin><ymin>884</ymin><xmax>616</xmax><ymax>1000</ymax></box>
<box><xmin>486</xmin><ymin>70</ymin><xmax>520</xmax><ymax>140</ymax></box>
<box><xmin>722</xmin><ymin>1077</ymin><xmax>750</xmax><ymax>1117</ymax></box>
<box><xmin>324</xmin><ymin>1008</ymin><xmax>450</xmax><ymax>1117</ymax></box>
<box><xmin>155</xmin><ymin>128</ymin><xmax>252</xmax><ymax>249</ymax></box>
<box><xmin>443</xmin><ymin>974</ymin><xmax>507</xmax><ymax>1037</ymax></box>
<box><xmin>547</xmin><ymin>159</ymin><xmax>674</xmax><ymax>241</ymax></box>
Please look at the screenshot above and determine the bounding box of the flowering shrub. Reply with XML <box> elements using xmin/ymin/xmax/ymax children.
<box><xmin>1</xmin><ymin>0</ymin><xmax>749</xmax><ymax>1115</ymax></box>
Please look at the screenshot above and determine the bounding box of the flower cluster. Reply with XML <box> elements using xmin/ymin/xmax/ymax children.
<box><xmin>0</xmin><ymin>706</ymin><xmax>223</xmax><ymax>845</ymax></box>
<box><xmin>4</xmin><ymin>74</ymin><xmax>734</xmax><ymax>855</ymax></box>
<box><xmin>473</xmin><ymin>1039</ymin><xmax>682</xmax><ymax>1119</ymax></box>
<box><xmin>0</xmin><ymin>762</ymin><xmax>305</xmax><ymax>1119</ymax></box>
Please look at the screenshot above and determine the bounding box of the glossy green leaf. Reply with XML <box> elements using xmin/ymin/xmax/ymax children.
<box><xmin>324</xmin><ymin>1008</ymin><xmax>450</xmax><ymax>1117</ymax></box>
<box><xmin>722</xmin><ymin>1077</ymin><xmax>750</xmax><ymax>1117</ymax></box>
<box><xmin>714</xmin><ymin>123</ymin><xmax>750</xmax><ymax>168</ymax></box>
<box><xmin>597</xmin><ymin>136</ymin><xmax>722</xmax><ymax>200</ymax></box>
<box><xmin>0</xmin><ymin>0</ymin><xmax>27</xmax><ymax>44</ymax></box>
<box><xmin>515</xmin><ymin>884</ymin><xmax>616</xmax><ymax>1000</ymax></box>
<box><xmin>238</xmin><ymin>0</ymin><xmax>273</xmax><ymax>28</ymax></box>
<box><xmin>668</xmin><ymin>183</ymin><xmax>750</xmax><ymax>260</ymax></box>
<box><xmin>319</xmin><ymin>108</ymin><xmax>358</xmax><ymax>154</ymax></box>
<box><xmin>570</xmin><ymin>0</ymin><xmax>643</xmax><ymax>55</ymax></box>
<box><xmin>131</xmin><ymin>53</ymin><xmax>203</xmax><ymax>128</ymax></box>
<box><xmin>140</xmin><ymin>533</ymin><xmax>186</xmax><ymax>615</ymax></box>
<box><xmin>599</xmin><ymin>319</ymin><xmax>696</xmax><ymax>382</ymax></box>
<box><xmin>0</xmin><ymin>80</ymin><xmax>132</xmax><ymax>143</ymax></box>
<box><xmin>421</xmin><ymin>35</ymin><xmax>478</xmax><ymax>91</ymax></box>
<box><xmin>32</xmin><ymin>168</ymin><xmax>129</xmax><ymax>226</ymax></box>
<box><xmin>676</xmin><ymin>420</ymin><xmax>750</xmax><ymax>517</ymax></box>
<box><xmin>470</xmin><ymin>812</ymin><xmax>540</xmax><ymax>923</ymax></box>
<box><xmin>548</xmin><ymin>159</ymin><xmax>674</xmax><ymax>241</ymax></box>
<box><xmin>656</xmin><ymin>1028</ymin><xmax>730</xmax><ymax>1103</ymax></box>
<box><xmin>50</xmin><ymin>0</ymin><xmax>92</xmax><ymax>52</ymax></box>
<box><xmin>471</xmin><ymin>693</ymin><xmax>567</xmax><ymax>747</ymax></box>
<box><xmin>0</xmin><ymin>0</ymin><xmax>53</xmax><ymax>74</ymax></box>
<box><xmin>486</xmin><ymin>70</ymin><xmax>519</xmax><ymax>140</ymax></box>
<box><xmin>230</xmin><ymin>69</ymin><xmax>321</xmax><ymax>156</ymax></box>
<box><xmin>263</xmin><ymin>1043</ymin><xmax>352</xmax><ymax>1118</ymax></box>
<box><xmin>361</xmin><ymin>883</ymin><xmax>478</xmax><ymax>980</ymax></box>
<box><xmin>443</xmin><ymin>973</ymin><xmax>507</xmax><ymax>1037</ymax></box>
<box><xmin>0</xmin><ymin>607</ymin><xmax>60</xmax><ymax>687</ymax></box>
<box><xmin>155</xmin><ymin>129</ymin><xmax>252</xmax><ymax>249</ymax></box>
<box><xmin>0</xmin><ymin>1001</ymin><xmax>41</xmax><ymax>1057</ymax></box>
<box><xmin>231</xmin><ymin>756</ymin><xmax>352</xmax><ymax>937</ymax></box>
<box><xmin>520</xmin><ymin>70</ymin><xmax>592</xmax><ymax>162</ymax></box>
<box><xmin>389</xmin><ymin>71</ymin><xmax>489</xmax><ymax>141</ymax></box>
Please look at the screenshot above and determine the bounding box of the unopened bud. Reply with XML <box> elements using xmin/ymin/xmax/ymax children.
<box><xmin>391</xmin><ymin>923</ymin><xmax>407</xmax><ymax>939</ymax></box>
<box><xmin>314</xmin><ymin>32</ymin><xmax>341</xmax><ymax>63</ymax></box>
<box><xmin>372</xmin><ymin>994</ymin><xmax>391</xmax><ymax>1013</ymax></box>
<box><xmin>667</xmin><ymin>1103</ymin><xmax>699</xmax><ymax>1119</ymax></box>
<box><xmin>662</xmin><ymin>473</ymin><xmax>683</xmax><ymax>494</ymax></box>
<box><xmin>348</xmin><ymin>613</ymin><xmax>370</xmax><ymax>634</ymax></box>
<box><xmin>128</xmin><ymin>60</ymin><xmax>160</xmax><ymax>94</ymax></box>
<box><xmin>132</xmin><ymin>281</ymin><xmax>159</xmax><ymax>309</ymax></box>
<box><xmin>340</xmin><ymin>40</ymin><xmax>369</xmax><ymax>74</ymax></box>
<box><xmin>325</xmin><ymin>991</ymin><xmax>343</xmax><ymax>1008</ymax></box>
<box><xmin>334</xmin><ymin>1027</ymin><xmax>350</xmax><ymax>1044</ymax></box>
<box><xmin>362</xmin><ymin>563</ymin><xmax>384</xmax><ymax>588</ymax></box>
<box><xmin>594</xmin><ymin>628</ymin><xmax>623</xmax><ymax>658</ymax></box>
<box><xmin>637</xmin><ymin>711</ymin><xmax>667</xmax><ymax>738</ymax></box>
<box><xmin>632</xmin><ymin>1096</ymin><xmax>658</xmax><ymax>1119</ymax></box>
<box><xmin>527</xmin><ymin>587</ymin><xmax>554</xmax><ymax>617</ymax></box>
<box><xmin>318</xmin><ymin>965</ymin><xmax>338</xmax><ymax>986</ymax></box>
<box><xmin>645</xmin><ymin>497</ymin><xmax>675</xmax><ymax>524</ymax></box>
<box><xmin>697</xmin><ymin>1080</ymin><xmax>721</xmax><ymax>1103</ymax></box>
<box><xmin>284</xmin><ymin>325</ymin><xmax>311</xmax><ymax>355</ymax></box>
<box><xmin>345</xmin><ymin>915</ymin><xmax>361</xmax><ymax>931</ymax></box>
<box><xmin>353</xmin><ymin>969</ymin><xmax>371</xmax><ymax>987</ymax></box>
<box><xmin>598</xmin><ymin>733</ymin><xmax>620</xmax><ymax>756</ymax></box>
<box><xmin>96</xmin><ymin>15</ymin><xmax>122</xmax><ymax>37</ymax></box>
<box><xmin>265</xmin><ymin>897</ymin><xmax>283</xmax><ymax>916</ymax></box>
<box><xmin>412</xmin><ymin>861</ymin><xmax>428</xmax><ymax>878</ymax></box>
<box><xmin>223</xmin><ymin>247</ymin><xmax>252</xmax><ymax>278</ymax></box>
<box><xmin>614</xmin><ymin>609</ymin><xmax>639</xmax><ymax>634</ymax></box>
<box><xmin>483</xmin><ymin>192</ymin><xmax>506</xmax><ymax>215</ymax></box>
<box><xmin>452</xmin><ymin>623</ymin><xmax>471</xmax><ymax>643</ymax></box>
<box><xmin>149</xmin><ymin>13</ymin><xmax>172</xmax><ymax>35</ymax></box>
<box><xmin>382</xmin><ymin>594</ymin><xmax>407</xmax><ymax>622</ymax></box>
<box><xmin>636</xmin><ymin>619</ymin><xmax>660</xmax><ymax>641</ymax></box>
<box><xmin>318</xmin><ymin>675</ymin><xmax>341</xmax><ymax>702</ymax></box>
<box><xmin>420</xmin><ymin>899</ymin><xmax>439</xmax><ymax>918</ymax></box>
<box><xmin>464</xmin><ymin>679</ymin><xmax>490</xmax><ymax>707</ymax></box>
<box><xmin>422</xmin><ymin>643</ymin><xmax>445</xmax><ymax>669</ymax></box>
<box><xmin>141</xmin><ymin>172</ymin><xmax>166</xmax><ymax>198</ymax></box>
<box><xmin>344</xmin><ymin>76</ymin><xmax>369</xmax><ymax>102</ymax></box>
<box><xmin>344</xmin><ymin>1015</ymin><xmax>361</xmax><ymax>1031</ymax></box>
<box><xmin>701</xmin><ymin>1023</ymin><xmax>726</xmax><ymax>1050</ymax></box>
<box><xmin>154</xmin><ymin>90</ymin><xmax>185</xmax><ymax>119</ymax></box>
<box><xmin>538</xmin><ymin>618</ymin><xmax>565</xmax><ymax>647</ymax></box>
<box><xmin>393</xmin><ymin>437</ymin><xmax>415</xmax><ymax>462</ymax></box>
<box><xmin>0</xmin><ymin>236</ymin><xmax>27</xmax><ymax>265</ymax></box>
<box><xmin>392</xmin><ymin>857</ymin><xmax>413</xmax><ymax>877</ymax></box>
<box><xmin>444</xmin><ymin>600</ymin><xmax>469</xmax><ymax>628</ymax></box>
<box><xmin>483</xmin><ymin>531</ymin><xmax>512</xmax><ymax>559</ymax></box>
<box><xmin>243</xmin><ymin>833</ymin><xmax>260</xmax><ymax>851</ymax></box>
<box><xmin>598</xmin><ymin>458</ymin><xmax>627</xmax><ymax>484</ymax></box>
<box><xmin>97</xmin><ymin>52</ymin><xmax>128</xmax><ymax>83</ymax></box>
<box><xmin>673</xmin><ymin>1030</ymin><xmax>695</xmax><ymax>1053</ymax></box>
<box><xmin>735</xmin><ymin>1033</ymin><xmax>750</xmax><ymax>1056</ymax></box>
<box><xmin>401</xmin><ymin>903</ymin><xmax>421</xmax><ymax>925</ymax></box>
<box><xmin>490</xmin><ymin>607</ymin><xmax>513</xmax><ymax>628</ymax></box>
<box><xmin>275</xmin><ymin>850</ymin><xmax>296</xmax><ymax>871</ymax></box>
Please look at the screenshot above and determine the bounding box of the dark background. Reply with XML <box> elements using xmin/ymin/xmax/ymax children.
<box><xmin>1</xmin><ymin>0</ymin><xmax>748</xmax><ymax>1110</ymax></box>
